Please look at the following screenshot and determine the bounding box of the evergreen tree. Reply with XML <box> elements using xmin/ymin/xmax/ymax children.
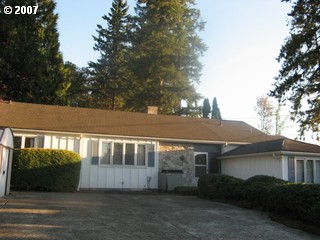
<box><xmin>64</xmin><ymin>62</ymin><xmax>93</xmax><ymax>108</ymax></box>
<box><xmin>129</xmin><ymin>0</ymin><xmax>206</xmax><ymax>114</ymax></box>
<box><xmin>211</xmin><ymin>97</ymin><xmax>222</xmax><ymax>120</ymax></box>
<box><xmin>89</xmin><ymin>0</ymin><xmax>132</xmax><ymax>110</ymax></box>
<box><xmin>202</xmin><ymin>98</ymin><xmax>211</xmax><ymax>118</ymax></box>
<box><xmin>0</xmin><ymin>0</ymin><xmax>69</xmax><ymax>104</ymax></box>
<box><xmin>270</xmin><ymin>0</ymin><xmax>320</xmax><ymax>137</ymax></box>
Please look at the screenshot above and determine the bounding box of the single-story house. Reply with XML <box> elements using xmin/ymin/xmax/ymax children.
<box><xmin>219</xmin><ymin>138</ymin><xmax>320</xmax><ymax>184</ymax></box>
<box><xmin>0</xmin><ymin>100</ymin><xmax>319</xmax><ymax>190</ymax></box>
<box><xmin>0</xmin><ymin>126</ymin><xmax>14</xmax><ymax>197</ymax></box>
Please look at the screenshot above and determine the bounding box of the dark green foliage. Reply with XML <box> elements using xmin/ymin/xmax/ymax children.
<box><xmin>202</xmin><ymin>98</ymin><xmax>211</xmax><ymax>118</ymax></box>
<box><xmin>240</xmin><ymin>175</ymin><xmax>287</xmax><ymax>209</ymax></box>
<box><xmin>199</xmin><ymin>173</ymin><xmax>320</xmax><ymax>227</ymax></box>
<box><xmin>0</xmin><ymin>0</ymin><xmax>70</xmax><ymax>104</ymax></box>
<box><xmin>270</xmin><ymin>0</ymin><xmax>320</xmax><ymax>138</ymax></box>
<box><xmin>265</xmin><ymin>184</ymin><xmax>320</xmax><ymax>225</ymax></box>
<box><xmin>129</xmin><ymin>0</ymin><xmax>206</xmax><ymax>114</ymax></box>
<box><xmin>12</xmin><ymin>149</ymin><xmax>81</xmax><ymax>192</ymax></box>
<box><xmin>64</xmin><ymin>62</ymin><xmax>93</xmax><ymax>108</ymax></box>
<box><xmin>89</xmin><ymin>0</ymin><xmax>132</xmax><ymax>110</ymax></box>
<box><xmin>174</xmin><ymin>186</ymin><xmax>198</xmax><ymax>196</ymax></box>
<box><xmin>198</xmin><ymin>174</ymin><xmax>244</xmax><ymax>200</ymax></box>
<box><xmin>211</xmin><ymin>97</ymin><xmax>222</xmax><ymax>120</ymax></box>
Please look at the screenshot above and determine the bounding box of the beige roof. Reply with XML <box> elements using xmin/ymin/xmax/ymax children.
<box><xmin>221</xmin><ymin>138</ymin><xmax>320</xmax><ymax>157</ymax></box>
<box><xmin>0</xmin><ymin>101</ymin><xmax>278</xmax><ymax>144</ymax></box>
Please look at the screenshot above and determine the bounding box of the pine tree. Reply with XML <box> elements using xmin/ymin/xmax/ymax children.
<box><xmin>129</xmin><ymin>0</ymin><xmax>206</xmax><ymax>114</ymax></box>
<box><xmin>211</xmin><ymin>97</ymin><xmax>222</xmax><ymax>120</ymax></box>
<box><xmin>89</xmin><ymin>0</ymin><xmax>131</xmax><ymax>110</ymax></box>
<box><xmin>64</xmin><ymin>62</ymin><xmax>93</xmax><ymax>107</ymax></box>
<box><xmin>202</xmin><ymin>98</ymin><xmax>211</xmax><ymax>118</ymax></box>
<box><xmin>270</xmin><ymin>0</ymin><xmax>320</xmax><ymax>137</ymax></box>
<box><xmin>0</xmin><ymin>0</ymin><xmax>69</xmax><ymax>104</ymax></box>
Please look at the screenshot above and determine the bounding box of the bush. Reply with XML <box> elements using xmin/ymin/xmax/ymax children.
<box><xmin>12</xmin><ymin>149</ymin><xmax>81</xmax><ymax>192</ymax></box>
<box><xmin>240</xmin><ymin>175</ymin><xmax>287</xmax><ymax>209</ymax></box>
<box><xmin>198</xmin><ymin>174</ymin><xmax>244</xmax><ymax>200</ymax></box>
<box><xmin>266</xmin><ymin>184</ymin><xmax>320</xmax><ymax>225</ymax></box>
<box><xmin>198</xmin><ymin>173</ymin><xmax>320</xmax><ymax>228</ymax></box>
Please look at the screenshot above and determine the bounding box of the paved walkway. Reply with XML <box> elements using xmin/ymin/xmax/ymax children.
<box><xmin>0</xmin><ymin>192</ymin><xmax>319</xmax><ymax>240</ymax></box>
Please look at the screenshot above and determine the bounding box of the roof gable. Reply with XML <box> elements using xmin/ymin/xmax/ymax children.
<box><xmin>0</xmin><ymin>101</ymin><xmax>277</xmax><ymax>143</ymax></box>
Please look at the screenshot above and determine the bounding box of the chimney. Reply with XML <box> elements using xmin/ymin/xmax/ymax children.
<box><xmin>147</xmin><ymin>106</ymin><xmax>158</xmax><ymax>115</ymax></box>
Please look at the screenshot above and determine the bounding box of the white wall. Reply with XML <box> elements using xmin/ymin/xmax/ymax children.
<box><xmin>44</xmin><ymin>135</ymin><xmax>80</xmax><ymax>153</ymax></box>
<box><xmin>14</xmin><ymin>131</ymin><xmax>159</xmax><ymax>190</ymax></box>
<box><xmin>79</xmin><ymin>137</ymin><xmax>159</xmax><ymax>190</ymax></box>
<box><xmin>221</xmin><ymin>155</ymin><xmax>283</xmax><ymax>180</ymax></box>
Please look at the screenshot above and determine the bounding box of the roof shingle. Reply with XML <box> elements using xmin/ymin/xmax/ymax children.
<box><xmin>0</xmin><ymin>101</ymin><xmax>278</xmax><ymax>143</ymax></box>
<box><xmin>221</xmin><ymin>138</ymin><xmax>320</xmax><ymax>157</ymax></box>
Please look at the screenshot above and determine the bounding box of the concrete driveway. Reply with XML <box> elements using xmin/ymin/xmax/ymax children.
<box><xmin>0</xmin><ymin>192</ymin><xmax>318</xmax><ymax>240</ymax></box>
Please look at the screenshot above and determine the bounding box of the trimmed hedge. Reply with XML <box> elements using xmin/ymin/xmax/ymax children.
<box><xmin>198</xmin><ymin>174</ymin><xmax>320</xmax><ymax>227</ymax></box>
<box><xmin>198</xmin><ymin>174</ymin><xmax>244</xmax><ymax>200</ymax></box>
<box><xmin>239</xmin><ymin>175</ymin><xmax>288</xmax><ymax>209</ymax></box>
<box><xmin>12</xmin><ymin>149</ymin><xmax>81</xmax><ymax>192</ymax></box>
<box><xmin>265</xmin><ymin>184</ymin><xmax>320</xmax><ymax>225</ymax></box>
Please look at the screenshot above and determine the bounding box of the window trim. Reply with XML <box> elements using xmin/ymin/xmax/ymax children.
<box><xmin>13</xmin><ymin>135</ymin><xmax>44</xmax><ymax>149</ymax></box>
<box><xmin>194</xmin><ymin>152</ymin><xmax>208</xmax><ymax>178</ymax></box>
<box><xmin>92</xmin><ymin>139</ymin><xmax>155</xmax><ymax>168</ymax></box>
<box><xmin>100</xmin><ymin>141</ymin><xmax>112</xmax><ymax>165</ymax></box>
<box><xmin>289</xmin><ymin>157</ymin><xmax>320</xmax><ymax>184</ymax></box>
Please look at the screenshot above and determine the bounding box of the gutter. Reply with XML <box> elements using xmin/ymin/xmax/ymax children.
<box><xmin>11</xmin><ymin>128</ymin><xmax>250</xmax><ymax>145</ymax></box>
<box><xmin>218</xmin><ymin>150</ymin><xmax>320</xmax><ymax>160</ymax></box>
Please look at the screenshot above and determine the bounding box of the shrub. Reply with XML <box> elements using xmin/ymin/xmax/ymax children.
<box><xmin>198</xmin><ymin>174</ymin><xmax>244</xmax><ymax>200</ymax></box>
<box><xmin>266</xmin><ymin>184</ymin><xmax>320</xmax><ymax>225</ymax></box>
<box><xmin>174</xmin><ymin>186</ymin><xmax>199</xmax><ymax>196</ymax></box>
<box><xmin>240</xmin><ymin>175</ymin><xmax>287</xmax><ymax>209</ymax></box>
<box><xmin>12</xmin><ymin>149</ymin><xmax>81</xmax><ymax>192</ymax></box>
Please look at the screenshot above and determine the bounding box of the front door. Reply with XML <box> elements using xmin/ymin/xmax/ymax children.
<box><xmin>194</xmin><ymin>152</ymin><xmax>208</xmax><ymax>179</ymax></box>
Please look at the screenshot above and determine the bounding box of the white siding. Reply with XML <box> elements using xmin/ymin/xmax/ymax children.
<box><xmin>79</xmin><ymin>137</ymin><xmax>159</xmax><ymax>190</ymax></box>
<box><xmin>221</xmin><ymin>155</ymin><xmax>282</xmax><ymax>180</ymax></box>
<box><xmin>44</xmin><ymin>135</ymin><xmax>80</xmax><ymax>153</ymax></box>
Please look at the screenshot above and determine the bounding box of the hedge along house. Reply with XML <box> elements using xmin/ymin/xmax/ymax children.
<box><xmin>0</xmin><ymin>127</ymin><xmax>14</xmax><ymax>197</ymax></box>
<box><xmin>219</xmin><ymin>138</ymin><xmax>320</xmax><ymax>184</ymax></box>
<box><xmin>0</xmin><ymin>101</ymin><xmax>281</xmax><ymax>190</ymax></box>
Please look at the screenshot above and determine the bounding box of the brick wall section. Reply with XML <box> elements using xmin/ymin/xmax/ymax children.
<box><xmin>159</xmin><ymin>143</ymin><xmax>195</xmax><ymax>186</ymax></box>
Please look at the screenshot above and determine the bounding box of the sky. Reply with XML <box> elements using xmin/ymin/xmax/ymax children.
<box><xmin>54</xmin><ymin>0</ymin><xmax>318</xmax><ymax>144</ymax></box>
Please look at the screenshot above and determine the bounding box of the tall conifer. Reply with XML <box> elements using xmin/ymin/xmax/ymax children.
<box><xmin>129</xmin><ymin>0</ymin><xmax>206</xmax><ymax>114</ymax></box>
<box><xmin>0</xmin><ymin>0</ymin><xmax>69</xmax><ymax>104</ymax></box>
<box><xmin>89</xmin><ymin>0</ymin><xmax>131</xmax><ymax>110</ymax></box>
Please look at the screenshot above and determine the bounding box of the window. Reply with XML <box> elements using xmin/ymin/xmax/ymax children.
<box><xmin>137</xmin><ymin>145</ymin><xmax>146</xmax><ymax>166</ymax></box>
<box><xmin>37</xmin><ymin>136</ymin><xmax>44</xmax><ymax>148</ymax></box>
<box><xmin>147</xmin><ymin>144</ymin><xmax>155</xmax><ymax>167</ymax></box>
<box><xmin>113</xmin><ymin>143</ymin><xmax>123</xmax><ymax>165</ymax></box>
<box><xmin>101</xmin><ymin>142</ymin><xmax>111</xmax><ymax>165</ymax></box>
<box><xmin>125</xmin><ymin>144</ymin><xmax>135</xmax><ymax>165</ymax></box>
<box><xmin>14</xmin><ymin>136</ymin><xmax>22</xmax><ymax>149</ymax></box>
<box><xmin>194</xmin><ymin>153</ymin><xmax>207</xmax><ymax>178</ymax></box>
<box><xmin>296</xmin><ymin>160</ymin><xmax>304</xmax><ymax>183</ymax></box>
<box><xmin>91</xmin><ymin>141</ymin><xmax>99</xmax><ymax>165</ymax></box>
<box><xmin>306</xmin><ymin>160</ymin><xmax>314</xmax><ymax>183</ymax></box>
<box><xmin>315</xmin><ymin>161</ymin><xmax>320</xmax><ymax>184</ymax></box>
<box><xmin>25</xmin><ymin>137</ymin><xmax>35</xmax><ymax>148</ymax></box>
<box><xmin>288</xmin><ymin>157</ymin><xmax>295</xmax><ymax>183</ymax></box>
